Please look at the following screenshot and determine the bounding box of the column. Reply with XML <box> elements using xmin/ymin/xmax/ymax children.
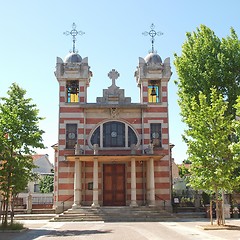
<box><xmin>91</xmin><ymin>158</ymin><xmax>100</xmax><ymax>207</ymax></box>
<box><xmin>72</xmin><ymin>160</ymin><xmax>82</xmax><ymax>209</ymax></box>
<box><xmin>130</xmin><ymin>158</ymin><xmax>138</xmax><ymax>207</ymax></box>
<box><xmin>148</xmin><ymin>157</ymin><xmax>156</xmax><ymax>206</ymax></box>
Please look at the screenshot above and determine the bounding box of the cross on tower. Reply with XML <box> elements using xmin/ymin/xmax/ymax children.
<box><xmin>142</xmin><ymin>23</ymin><xmax>163</xmax><ymax>53</ymax></box>
<box><xmin>63</xmin><ymin>22</ymin><xmax>85</xmax><ymax>53</ymax></box>
<box><xmin>108</xmin><ymin>69</ymin><xmax>120</xmax><ymax>86</ymax></box>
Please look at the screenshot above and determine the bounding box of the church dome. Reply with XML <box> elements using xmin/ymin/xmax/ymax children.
<box><xmin>144</xmin><ymin>52</ymin><xmax>162</xmax><ymax>64</ymax></box>
<box><xmin>64</xmin><ymin>52</ymin><xmax>82</xmax><ymax>63</ymax></box>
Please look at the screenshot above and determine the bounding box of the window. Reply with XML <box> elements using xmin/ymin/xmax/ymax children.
<box><xmin>34</xmin><ymin>184</ymin><xmax>40</xmax><ymax>193</ymax></box>
<box><xmin>91</xmin><ymin>126</ymin><xmax>100</xmax><ymax>146</ymax></box>
<box><xmin>148</xmin><ymin>80</ymin><xmax>160</xmax><ymax>103</ymax></box>
<box><xmin>103</xmin><ymin>121</ymin><xmax>125</xmax><ymax>147</ymax></box>
<box><xmin>150</xmin><ymin>123</ymin><xmax>162</xmax><ymax>147</ymax></box>
<box><xmin>128</xmin><ymin>126</ymin><xmax>137</xmax><ymax>147</ymax></box>
<box><xmin>66</xmin><ymin>80</ymin><xmax>79</xmax><ymax>103</ymax></box>
<box><xmin>66</xmin><ymin>123</ymin><xmax>77</xmax><ymax>149</ymax></box>
<box><xmin>90</xmin><ymin>121</ymin><xmax>138</xmax><ymax>148</ymax></box>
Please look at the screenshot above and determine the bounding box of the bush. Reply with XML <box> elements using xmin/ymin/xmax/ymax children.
<box><xmin>0</xmin><ymin>221</ymin><xmax>24</xmax><ymax>230</ymax></box>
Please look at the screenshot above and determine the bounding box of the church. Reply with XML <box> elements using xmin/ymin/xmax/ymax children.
<box><xmin>53</xmin><ymin>23</ymin><xmax>172</xmax><ymax>213</ymax></box>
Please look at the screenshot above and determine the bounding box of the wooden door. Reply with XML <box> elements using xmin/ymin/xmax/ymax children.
<box><xmin>103</xmin><ymin>164</ymin><xmax>125</xmax><ymax>206</ymax></box>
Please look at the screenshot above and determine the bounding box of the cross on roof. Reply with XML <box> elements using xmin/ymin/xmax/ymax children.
<box><xmin>108</xmin><ymin>69</ymin><xmax>119</xmax><ymax>86</ymax></box>
<box><xmin>142</xmin><ymin>23</ymin><xmax>163</xmax><ymax>53</ymax></box>
<box><xmin>63</xmin><ymin>22</ymin><xmax>85</xmax><ymax>53</ymax></box>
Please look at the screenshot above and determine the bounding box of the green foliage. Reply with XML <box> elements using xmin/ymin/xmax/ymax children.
<box><xmin>39</xmin><ymin>174</ymin><xmax>54</xmax><ymax>193</ymax></box>
<box><xmin>229</xmin><ymin>96</ymin><xmax>240</xmax><ymax>189</ymax></box>
<box><xmin>174</xmin><ymin>25</ymin><xmax>240</xmax><ymax>225</ymax></box>
<box><xmin>174</xmin><ymin>25</ymin><xmax>240</xmax><ymax>117</ymax></box>
<box><xmin>0</xmin><ymin>83</ymin><xmax>45</xmax><ymax>226</ymax></box>
<box><xmin>0</xmin><ymin>221</ymin><xmax>24</xmax><ymax>230</ymax></box>
<box><xmin>183</xmin><ymin>88</ymin><xmax>237</xmax><ymax>193</ymax></box>
<box><xmin>183</xmin><ymin>159</ymin><xmax>191</xmax><ymax>164</ymax></box>
<box><xmin>178</xmin><ymin>164</ymin><xmax>190</xmax><ymax>178</ymax></box>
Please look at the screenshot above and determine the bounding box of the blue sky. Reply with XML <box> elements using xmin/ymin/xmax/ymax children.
<box><xmin>1</xmin><ymin>0</ymin><xmax>240</xmax><ymax>163</ymax></box>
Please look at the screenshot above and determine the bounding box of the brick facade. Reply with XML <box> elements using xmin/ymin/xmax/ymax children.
<box><xmin>53</xmin><ymin>51</ymin><xmax>172</xmax><ymax>212</ymax></box>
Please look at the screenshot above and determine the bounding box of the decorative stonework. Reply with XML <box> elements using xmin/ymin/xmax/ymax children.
<box><xmin>110</xmin><ymin>108</ymin><xmax>119</xmax><ymax>119</ymax></box>
<box><xmin>108</xmin><ymin>69</ymin><xmax>119</xmax><ymax>86</ymax></box>
<box><xmin>97</xmin><ymin>69</ymin><xmax>131</xmax><ymax>104</ymax></box>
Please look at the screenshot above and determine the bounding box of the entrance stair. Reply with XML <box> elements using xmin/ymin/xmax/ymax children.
<box><xmin>52</xmin><ymin>206</ymin><xmax>176</xmax><ymax>222</ymax></box>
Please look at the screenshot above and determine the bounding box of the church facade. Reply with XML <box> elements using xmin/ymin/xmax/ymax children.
<box><xmin>53</xmin><ymin>43</ymin><xmax>172</xmax><ymax>213</ymax></box>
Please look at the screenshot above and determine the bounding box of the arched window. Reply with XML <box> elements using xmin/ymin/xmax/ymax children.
<box><xmin>90</xmin><ymin>121</ymin><xmax>138</xmax><ymax>148</ymax></box>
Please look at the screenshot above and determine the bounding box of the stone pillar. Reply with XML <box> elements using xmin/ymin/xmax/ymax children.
<box><xmin>91</xmin><ymin>158</ymin><xmax>100</xmax><ymax>207</ymax></box>
<box><xmin>130</xmin><ymin>158</ymin><xmax>138</xmax><ymax>207</ymax></box>
<box><xmin>26</xmin><ymin>193</ymin><xmax>32</xmax><ymax>214</ymax></box>
<box><xmin>148</xmin><ymin>157</ymin><xmax>155</xmax><ymax>206</ymax></box>
<box><xmin>146</xmin><ymin>160</ymin><xmax>150</xmax><ymax>204</ymax></box>
<box><xmin>72</xmin><ymin>160</ymin><xmax>82</xmax><ymax>209</ymax></box>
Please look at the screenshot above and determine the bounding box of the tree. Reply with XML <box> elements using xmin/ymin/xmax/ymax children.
<box><xmin>229</xmin><ymin>96</ymin><xmax>240</xmax><ymax>191</ymax></box>
<box><xmin>39</xmin><ymin>174</ymin><xmax>54</xmax><ymax>193</ymax></box>
<box><xmin>174</xmin><ymin>25</ymin><xmax>240</xmax><ymax>225</ymax></box>
<box><xmin>0</xmin><ymin>83</ymin><xmax>44</xmax><ymax>227</ymax></box>
<box><xmin>183</xmin><ymin>88</ymin><xmax>239</xmax><ymax>225</ymax></box>
<box><xmin>174</xmin><ymin>25</ymin><xmax>240</xmax><ymax>117</ymax></box>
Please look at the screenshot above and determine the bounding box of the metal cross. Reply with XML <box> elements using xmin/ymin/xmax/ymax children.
<box><xmin>142</xmin><ymin>23</ymin><xmax>163</xmax><ymax>53</ymax></box>
<box><xmin>63</xmin><ymin>23</ymin><xmax>85</xmax><ymax>53</ymax></box>
<box><xmin>108</xmin><ymin>69</ymin><xmax>120</xmax><ymax>86</ymax></box>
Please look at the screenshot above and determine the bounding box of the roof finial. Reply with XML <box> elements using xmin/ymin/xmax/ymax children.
<box><xmin>108</xmin><ymin>69</ymin><xmax>120</xmax><ymax>86</ymax></box>
<box><xmin>142</xmin><ymin>23</ymin><xmax>163</xmax><ymax>53</ymax></box>
<box><xmin>63</xmin><ymin>23</ymin><xmax>85</xmax><ymax>53</ymax></box>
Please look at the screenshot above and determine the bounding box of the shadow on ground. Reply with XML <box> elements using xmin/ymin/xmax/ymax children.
<box><xmin>0</xmin><ymin>228</ymin><xmax>113</xmax><ymax>240</ymax></box>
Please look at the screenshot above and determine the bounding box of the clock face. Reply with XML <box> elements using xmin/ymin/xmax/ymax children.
<box><xmin>111</xmin><ymin>131</ymin><xmax>117</xmax><ymax>138</ymax></box>
<box><xmin>68</xmin><ymin>132</ymin><xmax>76</xmax><ymax>139</ymax></box>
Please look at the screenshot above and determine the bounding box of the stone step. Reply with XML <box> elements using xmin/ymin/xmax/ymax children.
<box><xmin>52</xmin><ymin>206</ymin><xmax>176</xmax><ymax>222</ymax></box>
<box><xmin>14</xmin><ymin>213</ymin><xmax>56</xmax><ymax>220</ymax></box>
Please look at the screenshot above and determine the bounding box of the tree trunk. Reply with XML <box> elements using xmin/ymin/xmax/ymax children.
<box><xmin>10</xmin><ymin>198</ymin><xmax>14</xmax><ymax>225</ymax></box>
<box><xmin>3</xmin><ymin>171</ymin><xmax>11</xmax><ymax>227</ymax></box>
<box><xmin>222</xmin><ymin>190</ymin><xmax>225</xmax><ymax>225</ymax></box>
<box><xmin>210</xmin><ymin>200</ymin><xmax>213</xmax><ymax>225</ymax></box>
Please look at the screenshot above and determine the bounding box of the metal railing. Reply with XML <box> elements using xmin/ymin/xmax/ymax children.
<box><xmin>155</xmin><ymin>194</ymin><xmax>166</xmax><ymax>210</ymax></box>
<box><xmin>61</xmin><ymin>195</ymin><xmax>74</xmax><ymax>213</ymax></box>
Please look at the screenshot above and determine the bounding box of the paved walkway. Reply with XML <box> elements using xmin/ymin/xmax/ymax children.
<box><xmin>1</xmin><ymin>218</ymin><xmax>240</xmax><ymax>240</ymax></box>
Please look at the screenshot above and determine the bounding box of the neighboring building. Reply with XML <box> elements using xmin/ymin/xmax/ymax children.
<box><xmin>27</xmin><ymin>154</ymin><xmax>54</xmax><ymax>193</ymax></box>
<box><xmin>17</xmin><ymin>154</ymin><xmax>54</xmax><ymax>210</ymax></box>
<box><xmin>53</xmin><ymin>29</ymin><xmax>172</xmax><ymax>213</ymax></box>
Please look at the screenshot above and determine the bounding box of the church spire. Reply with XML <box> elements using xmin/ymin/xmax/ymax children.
<box><xmin>63</xmin><ymin>22</ymin><xmax>85</xmax><ymax>53</ymax></box>
<box><xmin>142</xmin><ymin>23</ymin><xmax>163</xmax><ymax>53</ymax></box>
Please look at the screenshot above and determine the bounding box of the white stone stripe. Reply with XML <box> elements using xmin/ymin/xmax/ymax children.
<box><xmin>59</xmin><ymin>167</ymin><xmax>74</xmax><ymax>172</ymax></box>
<box><xmin>58</xmin><ymin>190</ymin><xmax>74</xmax><ymax>195</ymax></box>
<box><xmin>161</xmin><ymin>81</ymin><xmax>168</xmax><ymax>87</ymax></box>
<box><xmin>144</xmin><ymin>112</ymin><xmax>168</xmax><ymax>118</ymax></box>
<box><xmin>79</xmin><ymin>92</ymin><xmax>85</xmax><ymax>97</ymax></box>
<box><xmin>59</xmin><ymin>178</ymin><xmax>74</xmax><ymax>184</ymax></box>
<box><xmin>155</xmin><ymin>177</ymin><xmax>170</xmax><ymax>183</ymax></box>
<box><xmin>162</xmin><ymin>133</ymin><xmax>169</xmax><ymax>139</ymax></box>
<box><xmin>60</xmin><ymin>113</ymin><xmax>84</xmax><ymax>118</ymax></box>
<box><xmin>60</xmin><ymin>92</ymin><xmax>66</xmax><ymax>97</ymax></box>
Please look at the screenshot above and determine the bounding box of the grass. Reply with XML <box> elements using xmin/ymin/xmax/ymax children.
<box><xmin>0</xmin><ymin>221</ymin><xmax>24</xmax><ymax>230</ymax></box>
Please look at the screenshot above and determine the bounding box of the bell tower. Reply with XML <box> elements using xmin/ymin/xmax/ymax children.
<box><xmin>135</xmin><ymin>24</ymin><xmax>171</xmax><ymax>104</ymax></box>
<box><xmin>55</xmin><ymin>23</ymin><xmax>92</xmax><ymax>105</ymax></box>
<box><xmin>135</xmin><ymin>53</ymin><xmax>171</xmax><ymax>104</ymax></box>
<box><xmin>54</xmin><ymin>23</ymin><xmax>92</xmax><ymax>163</ymax></box>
